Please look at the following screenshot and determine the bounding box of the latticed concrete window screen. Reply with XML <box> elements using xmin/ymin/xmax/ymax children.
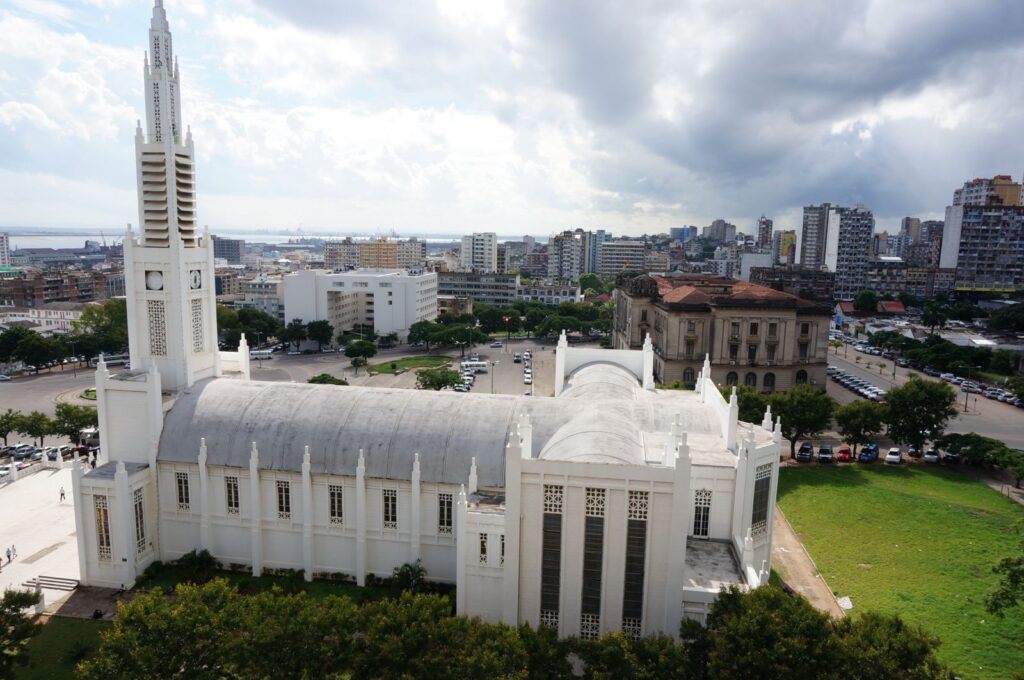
<box><xmin>585</xmin><ymin>487</ymin><xmax>606</xmax><ymax>517</ymax></box>
<box><xmin>191</xmin><ymin>297</ymin><xmax>204</xmax><ymax>353</ymax></box>
<box><xmin>148</xmin><ymin>299</ymin><xmax>167</xmax><ymax>356</ymax></box>
<box><xmin>693</xmin><ymin>489</ymin><xmax>712</xmax><ymax>537</ymax></box>
<box><xmin>627</xmin><ymin>490</ymin><xmax>649</xmax><ymax>520</ymax></box>
<box><xmin>622</xmin><ymin>617</ymin><xmax>642</xmax><ymax>639</ymax></box>
<box><xmin>543</xmin><ymin>484</ymin><xmax>564</xmax><ymax>514</ymax></box>
<box><xmin>540</xmin><ymin>609</ymin><xmax>559</xmax><ymax>629</ymax></box>
<box><xmin>133</xmin><ymin>488</ymin><xmax>146</xmax><ymax>554</ymax></box>
<box><xmin>580</xmin><ymin>613</ymin><xmax>600</xmax><ymax>641</ymax></box>
<box><xmin>94</xmin><ymin>495</ymin><xmax>111</xmax><ymax>561</ymax></box>
<box><xmin>752</xmin><ymin>463</ymin><xmax>772</xmax><ymax>536</ymax></box>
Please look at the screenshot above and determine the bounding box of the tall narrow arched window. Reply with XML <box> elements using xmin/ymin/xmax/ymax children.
<box><xmin>763</xmin><ymin>373</ymin><xmax>776</xmax><ymax>392</ymax></box>
<box><xmin>726</xmin><ymin>372</ymin><xmax>738</xmax><ymax>386</ymax></box>
<box><xmin>683</xmin><ymin>367</ymin><xmax>695</xmax><ymax>385</ymax></box>
<box><xmin>796</xmin><ymin>369</ymin><xmax>808</xmax><ymax>385</ymax></box>
<box><xmin>745</xmin><ymin>372</ymin><xmax>757</xmax><ymax>387</ymax></box>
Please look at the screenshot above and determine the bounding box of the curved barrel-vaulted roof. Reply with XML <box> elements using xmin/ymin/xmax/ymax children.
<box><xmin>158</xmin><ymin>360</ymin><xmax>737</xmax><ymax>487</ymax></box>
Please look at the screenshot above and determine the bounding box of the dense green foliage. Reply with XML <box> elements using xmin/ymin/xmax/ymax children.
<box><xmin>883</xmin><ymin>376</ymin><xmax>957</xmax><ymax>451</ymax></box>
<box><xmin>305</xmin><ymin>319</ymin><xmax>334</xmax><ymax>350</ymax></box>
<box><xmin>75</xmin><ymin>576</ymin><xmax>953</xmax><ymax>680</ymax></box>
<box><xmin>987</xmin><ymin>303</ymin><xmax>1024</xmax><ymax>332</ymax></box>
<box><xmin>834</xmin><ymin>400</ymin><xmax>887</xmax><ymax>454</ymax></box>
<box><xmin>768</xmin><ymin>384</ymin><xmax>835</xmax><ymax>457</ymax></box>
<box><xmin>216</xmin><ymin>306</ymin><xmax>282</xmax><ymax>349</ymax></box>
<box><xmin>415</xmin><ymin>366</ymin><xmax>464</xmax><ymax>390</ymax></box>
<box><xmin>1</xmin><ymin>588</ymin><xmax>42</xmax><ymax>676</ymax></box>
<box><xmin>986</xmin><ymin>535</ymin><xmax>1024</xmax><ymax>619</ymax></box>
<box><xmin>778</xmin><ymin>465</ymin><xmax>1024</xmax><ymax>678</ymax></box>
<box><xmin>870</xmin><ymin>331</ymin><xmax>1021</xmax><ymax>379</ymax></box>
<box><xmin>306</xmin><ymin>373</ymin><xmax>348</xmax><ymax>385</ymax></box>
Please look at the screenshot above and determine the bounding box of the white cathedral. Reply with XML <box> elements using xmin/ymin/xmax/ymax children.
<box><xmin>72</xmin><ymin>1</ymin><xmax>783</xmax><ymax>640</ymax></box>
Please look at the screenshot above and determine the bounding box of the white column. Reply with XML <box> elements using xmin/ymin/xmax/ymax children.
<box><xmin>410</xmin><ymin>453</ymin><xmax>421</xmax><ymax>564</ymax></box>
<box><xmin>501</xmin><ymin>424</ymin><xmax>523</xmax><ymax>625</ymax></box>
<box><xmin>520</xmin><ymin>413</ymin><xmax>533</xmax><ymax>460</ymax></box>
<box><xmin>455</xmin><ymin>484</ymin><xmax>468</xmax><ymax>615</ymax></box>
<box><xmin>94</xmin><ymin>358</ymin><xmax>112</xmax><ymax>463</ymax></box>
<box><xmin>71</xmin><ymin>460</ymin><xmax>89</xmax><ymax>586</ymax></box>
<box><xmin>725</xmin><ymin>387</ymin><xmax>738</xmax><ymax>453</ymax></box>
<box><xmin>761</xmin><ymin>403</ymin><xmax>773</xmax><ymax>432</ymax></box>
<box><xmin>8</xmin><ymin>457</ymin><xmax>17</xmax><ymax>481</ymax></box>
<box><xmin>249</xmin><ymin>442</ymin><xmax>263</xmax><ymax>577</ymax></box>
<box><xmin>301</xmin><ymin>446</ymin><xmax>313</xmax><ymax>581</ymax></box>
<box><xmin>554</xmin><ymin>330</ymin><xmax>568</xmax><ymax>395</ymax></box>
<box><xmin>355</xmin><ymin>449</ymin><xmax>367</xmax><ymax>586</ymax></box>
<box><xmin>663</xmin><ymin>433</ymin><xmax>691</xmax><ymax>637</ymax></box>
<box><xmin>146</xmin><ymin>362</ymin><xmax>163</xmax><ymax>469</ymax></box>
<box><xmin>642</xmin><ymin>333</ymin><xmax>655</xmax><ymax>390</ymax></box>
<box><xmin>114</xmin><ymin>461</ymin><xmax>137</xmax><ymax>588</ymax></box>
<box><xmin>468</xmin><ymin>456</ymin><xmax>478</xmax><ymax>495</ymax></box>
<box><xmin>198</xmin><ymin>438</ymin><xmax>210</xmax><ymax>552</ymax></box>
<box><xmin>237</xmin><ymin>332</ymin><xmax>251</xmax><ymax>381</ymax></box>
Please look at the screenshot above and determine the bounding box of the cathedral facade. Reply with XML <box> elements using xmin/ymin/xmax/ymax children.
<box><xmin>71</xmin><ymin>1</ymin><xmax>782</xmax><ymax>641</ymax></box>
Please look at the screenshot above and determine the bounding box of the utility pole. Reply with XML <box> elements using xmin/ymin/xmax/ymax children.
<box><xmin>491</xmin><ymin>360</ymin><xmax>499</xmax><ymax>393</ymax></box>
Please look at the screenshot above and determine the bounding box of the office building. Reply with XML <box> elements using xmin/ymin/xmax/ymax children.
<box><xmin>748</xmin><ymin>266</ymin><xmax>835</xmax><ymax>302</ymax></box>
<box><xmin>284</xmin><ymin>268</ymin><xmax>437</xmax><ymax>341</ymax></box>
<box><xmin>517</xmin><ymin>281</ymin><xmax>582</xmax><ymax>305</ymax></box>
<box><xmin>547</xmin><ymin>230</ymin><xmax>588</xmax><ymax>280</ymax></box>
<box><xmin>597</xmin><ymin>239</ymin><xmax>646</xmax><ymax>275</ymax></box>
<box><xmin>460</xmin><ymin>232</ymin><xmax>499</xmax><ymax>272</ymax></box>
<box><xmin>324</xmin><ymin>239</ymin><xmax>360</xmax><ymax>271</ymax></box>
<box><xmin>211</xmin><ymin>235</ymin><xmax>245</xmax><ymax>264</ymax></box>
<box><xmin>863</xmin><ymin>260</ymin><xmax>955</xmax><ymax>299</ymax></box>
<box><xmin>772</xmin><ymin>230</ymin><xmax>796</xmax><ymax>265</ymax></box>
<box><xmin>437</xmin><ymin>272</ymin><xmax>519</xmax><ymax>306</ymax></box>
<box><xmin>397</xmin><ymin>238</ymin><xmax>427</xmax><ymax>270</ymax></box>
<box><xmin>358</xmin><ymin>238</ymin><xmax>399</xmax><ymax>269</ymax></box>
<box><xmin>801</xmin><ymin>203</ymin><xmax>874</xmax><ymax>299</ymax></box>
<box><xmin>702</xmin><ymin>219</ymin><xmax>736</xmax><ymax>243</ymax></box>
<box><xmin>241</xmin><ymin>276</ymin><xmax>285</xmax><ymax>322</ymax></box>
<box><xmin>0</xmin><ymin>233</ymin><xmax>9</xmax><ymax>267</ymax></box>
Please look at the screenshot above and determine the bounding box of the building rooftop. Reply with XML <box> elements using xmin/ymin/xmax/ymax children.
<box><xmin>684</xmin><ymin>540</ymin><xmax>744</xmax><ymax>591</ymax></box>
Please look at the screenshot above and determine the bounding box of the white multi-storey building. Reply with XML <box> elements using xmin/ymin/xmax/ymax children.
<box><xmin>72</xmin><ymin>2</ymin><xmax>782</xmax><ymax>644</ymax></box>
<box><xmin>0</xmin><ymin>233</ymin><xmax>10</xmax><ymax>267</ymax></box>
<box><xmin>283</xmin><ymin>268</ymin><xmax>437</xmax><ymax>341</ymax></box>
<box><xmin>460</xmin><ymin>232</ymin><xmax>498</xmax><ymax>272</ymax></box>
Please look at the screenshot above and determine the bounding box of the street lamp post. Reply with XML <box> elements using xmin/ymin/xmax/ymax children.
<box><xmin>503</xmin><ymin>316</ymin><xmax>511</xmax><ymax>351</ymax></box>
<box><xmin>491</xmin><ymin>360</ymin><xmax>499</xmax><ymax>393</ymax></box>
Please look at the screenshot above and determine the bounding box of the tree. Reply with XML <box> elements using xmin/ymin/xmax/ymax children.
<box><xmin>704</xmin><ymin>585</ymin><xmax>840</xmax><ymax>679</ymax></box>
<box><xmin>719</xmin><ymin>385</ymin><xmax>768</xmax><ymax>423</ymax></box>
<box><xmin>408</xmin><ymin>320</ymin><xmax>442</xmax><ymax>350</ymax></box>
<box><xmin>431</xmin><ymin>324</ymin><xmax>488</xmax><ymax>357</ymax></box>
<box><xmin>853</xmin><ymin>290</ymin><xmax>879</xmax><ymax>313</ymax></box>
<box><xmin>770</xmin><ymin>384</ymin><xmax>835</xmax><ymax>457</ymax></box>
<box><xmin>987</xmin><ymin>302</ymin><xmax>1024</xmax><ymax>332</ymax></box>
<box><xmin>535</xmin><ymin>315</ymin><xmax>579</xmax><ymax>338</ymax></box>
<box><xmin>307</xmin><ymin>373</ymin><xmax>348</xmax><ymax>386</ymax></box>
<box><xmin>934</xmin><ymin>432</ymin><xmax>1011</xmax><ymax>467</ymax></box>
<box><xmin>16</xmin><ymin>410</ymin><xmax>54</xmax><ymax>446</ymax></box>
<box><xmin>834</xmin><ymin>400</ymin><xmax>887</xmax><ymax>454</ymax></box>
<box><xmin>12</xmin><ymin>333</ymin><xmax>62</xmax><ymax>369</ymax></box>
<box><xmin>996</xmin><ymin>448</ymin><xmax>1024</xmax><ymax>488</ymax></box>
<box><xmin>0</xmin><ymin>408</ymin><xmax>20</xmax><ymax>446</ymax></box>
<box><xmin>884</xmin><ymin>376</ymin><xmax>957</xmax><ymax>452</ymax></box>
<box><xmin>280</xmin><ymin>318</ymin><xmax>307</xmax><ymax>350</ymax></box>
<box><xmin>921</xmin><ymin>302</ymin><xmax>948</xmax><ymax>333</ymax></box>
<box><xmin>415</xmin><ymin>367</ymin><xmax>463</xmax><ymax>391</ymax></box>
<box><xmin>306</xmin><ymin>320</ymin><xmax>335</xmax><ymax>352</ymax></box>
<box><xmin>833</xmin><ymin>611</ymin><xmax>949</xmax><ymax>679</ymax></box>
<box><xmin>72</xmin><ymin>298</ymin><xmax>128</xmax><ymax>352</ymax></box>
<box><xmin>0</xmin><ymin>588</ymin><xmax>42</xmax><ymax>677</ymax></box>
<box><xmin>53</xmin><ymin>403</ymin><xmax>98</xmax><ymax>443</ymax></box>
<box><xmin>344</xmin><ymin>340</ymin><xmax>377</xmax><ymax>374</ymax></box>
<box><xmin>0</xmin><ymin>326</ymin><xmax>35</xmax><ymax>362</ymax></box>
<box><xmin>986</xmin><ymin>535</ymin><xmax>1024</xmax><ymax>618</ymax></box>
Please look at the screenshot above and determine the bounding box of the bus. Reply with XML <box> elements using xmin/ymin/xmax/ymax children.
<box><xmin>460</xmin><ymin>360</ymin><xmax>488</xmax><ymax>373</ymax></box>
<box><xmin>249</xmin><ymin>350</ymin><xmax>273</xmax><ymax>361</ymax></box>
<box><xmin>90</xmin><ymin>353</ymin><xmax>129</xmax><ymax>367</ymax></box>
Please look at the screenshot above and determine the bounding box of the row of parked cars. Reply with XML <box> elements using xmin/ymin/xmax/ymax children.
<box><xmin>934</xmin><ymin>372</ymin><xmax>1024</xmax><ymax>407</ymax></box>
<box><xmin>796</xmin><ymin>441</ymin><xmax>961</xmax><ymax>465</ymax></box>
<box><xmin>827</xmin><ymin>366</ymin><xmax>887</xmax><ymax>401</ymax></box>
<box><xmin>1</xmin><ymin>442</ymin><xmax>82</xmax><ymax>463</ymax></box>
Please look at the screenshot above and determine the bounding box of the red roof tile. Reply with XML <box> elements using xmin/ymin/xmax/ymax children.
<box><xmin>877</xmin><ymin>300</ymin><xmax>906</xmax><ymax>314</ymax></box>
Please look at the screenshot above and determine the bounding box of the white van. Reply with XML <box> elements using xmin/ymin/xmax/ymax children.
<box><xmin>460</xmin><ymin>360</ymin><xmax>488</xmax><ymax>373</ymax></box>
<box><xmin>250</xmin><ymin>349</ymin><xmax>273</xmax><ymax>360</ymax></box>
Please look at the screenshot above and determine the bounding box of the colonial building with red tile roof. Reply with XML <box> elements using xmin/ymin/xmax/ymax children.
<box><xmin>613</xmin><ymin>273</ymin><xmax>831</xmax><ymax>392</ymax></box>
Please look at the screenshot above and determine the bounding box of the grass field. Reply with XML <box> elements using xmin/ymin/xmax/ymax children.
<box><xmin>367</xmin><ymin>356</ymin><xmax>451</xmax><ymax>374</ymax></box>
<box><xmin>15</xmin><ymin>617</ymin><xmax>110</xmax><ymax>680</ymax></box>
<box><xmin>778</xmin><ymin>465</ymin><xmax>1024</xmax><ymax>679</ymax></box>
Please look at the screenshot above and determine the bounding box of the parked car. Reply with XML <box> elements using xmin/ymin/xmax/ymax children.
<box><xmin>489</xmin><ymin>341</ymin><xmax>503</xmax><ymax>348</ymax></box>
<box><xmin>884</xmin><ymin>447</ymin><xmax>903</xmax><ymax>464</ymax></box>
<box><xmin>858</xmin><ymin>444</ymin><xmax>879</xmax><ymax>463</ymax></box>
<box><xmin>0</xmin><ymin>375</ymin><xmax>10</xmax><ymax>382</ymax></box>
<box><xmin>817</xmin><ymin>445</ymin><xmax>834</xmax><ymax>464</ymax></box>
<box><xmin>453</xmin><ymin>384</ymin><xmax>469</xmax><ymax>392</ymax></box>
<box><xmin>907</xmin><ymin>446</ymin><xmax>921</xmax><ymax>459</ymax></box>
<box><xmin>923</xmin><ymin>449</ymin><xmax>940</xmax><ymax>464</ymax></box>
<box><xmin>941</xmin><ymin>450</ymin><xmax>961</xmax><ymax>464</ymax></box>
<box><xmin>796</xmin><ymin>442</ymin><xmax>814</xmax><ymax>463</ymax></box>
<box><xmin>835</xmin><ymin>444</ymin><xmax>852</xmax><ymax>462</ymax></box>
<box><xmin>523</xmin><ymin>375</ymin><xmax>532</xmax><ymax>384</ymax></box>
<box><xmin>513</xmin><ymin>353</ymin><xmax>521</xmax><ymax>363</ymax></box>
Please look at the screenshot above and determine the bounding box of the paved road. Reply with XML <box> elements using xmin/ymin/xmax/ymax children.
<box><xmin>827</xmin><ymin>349</ymin><xmax>1024</xmax><ymax>450</ymax></box>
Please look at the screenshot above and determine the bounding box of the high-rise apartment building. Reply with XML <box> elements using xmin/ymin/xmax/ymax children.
<box><xmin>397</xmin><ymin>238</ymin><xmax>426</xmax><ymax>270</ymax></box>
<box><xmin>772</xmin><ymin>230</ymin><xmax>796</xmax><ymax>265</ymax></box>
<box><xmin>756</xmin><ymin>215</ymin><xmax>773</xmax><ymax>248</ymax></box>
<box><xmin>547</xmin><ymin>230</ymin><xmax>587</xmax><ymax>280</ymax></box>
<box><xmin>940</xmin><ymin>175</ymin><xmax>1024</xmax><ymax>291</ymax></box>
<box><xmin>703</xmin><ymin>219</ymin><xmax>737</xmax><ymax>243</ymax></box>
<box><xmin>799</xmin><ymin>203</ymin><xmax>831</xmax><ymax>269</ymax></box>
<box><xmin>824</xmin><ymin>206</ymin><xmax>874</xmax><ymax>301</ymax></box>
<box><xmin>0</xmin><ymin>233</ymin><xmax>10</xmax><ymax>267</ymax></box>
<box><xmin>358</xmin><ymin>238</ymin><xmax>399</xmax><ymax>268</ymax></box>
<box><xmin>597</xmin><ymin>239</ymin><xmax>647</xmax><ymax>275</ymax></box>
<box><xmin>460</xmin><ymin>232</ymin><xmax>498</xmax><ymax>272</ymax></box>
<box><xmin>587</xmin><ymin>229</ymin><xmax>609</xmax><ymax>273</ymax></box>
<box><xmin>324</xmin><ymin>239</ymin><xmax>359</xmax><ymax>271</ymax></box>
<box><xmin>211</xmin><ymin>235</ymin><xmax>245</xmax><ymax>264</ymax></box>
<box><xmin>900</xmin><ymin>217</ymin><xmax>921</xmax><ymax>244</ymax></box>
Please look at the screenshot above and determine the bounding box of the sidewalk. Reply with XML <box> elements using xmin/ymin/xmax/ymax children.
<box><xmin>771</xmin><ymin>506</ymin><xmax>844</xmax><ymax>618</ymax></box>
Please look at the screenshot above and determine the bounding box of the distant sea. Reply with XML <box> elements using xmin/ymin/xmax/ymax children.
<box><xmin>4</xmin><ymin>227</ymin><xmax>544</xmax><ymax>251</ymax></box>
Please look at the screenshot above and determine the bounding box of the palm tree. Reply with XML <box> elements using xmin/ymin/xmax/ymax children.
<box><xmin>922</xmin><ymin>302</ymin><xmax>948</xmax><ymax>334</ymax></box>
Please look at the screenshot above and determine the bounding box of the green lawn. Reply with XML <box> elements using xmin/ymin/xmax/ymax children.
<box><xmin>15</xmin><ymin>617</ymin><xmax>110</xmax><ymax>680</ymax></box>
<box><xmin>367</xmin><ymin>356</ymin><xmax>451</xmax><ymax>374</ymax></box>
<box><xmin>778</xmin><ymin>465</ymin><xmax>1024</xmax><ymax>679</ymax></box>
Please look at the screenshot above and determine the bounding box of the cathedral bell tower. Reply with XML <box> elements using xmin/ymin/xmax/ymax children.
<box><xmin>124</xmin><ymin>0</ymin><xmax>217</xmax><ymax>391</ymax></box>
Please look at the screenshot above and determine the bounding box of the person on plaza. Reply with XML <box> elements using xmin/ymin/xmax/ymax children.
<box><xmin>5</xmin><ymin>547</ymin><xmax>10</xmax><ymax>564</ymax></box>
<box><xmin>59</xmin><ymin>486</ymin><xmax>66</xmax><ymax>502</ymax></box>
<box><xmin>10</xmin><ymin>545</ymin><xmax>15</xmax><ymax>558</ymax></box>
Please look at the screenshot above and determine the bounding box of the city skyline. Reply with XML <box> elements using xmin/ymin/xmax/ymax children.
<box><xmin>1</xmin><ymin>1</ymin><xmax>1023</xmax><ymax>236</ymax></box>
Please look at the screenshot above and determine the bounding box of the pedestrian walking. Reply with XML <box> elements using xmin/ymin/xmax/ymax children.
<box><xmin>59</xmin><ymin>486</ymin><xmax>66</xmax><ymax>502</ymax></box>
<box><xmin>5</xmin><ymin>547</ymin><xmax>10</xmax><ymax>564</ymax></box>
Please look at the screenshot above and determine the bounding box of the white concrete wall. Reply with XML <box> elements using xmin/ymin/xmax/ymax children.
<box><xmin>461</xmin><ymin>510</ymin><xmax>507</xmax><ymax>623</ymax></box>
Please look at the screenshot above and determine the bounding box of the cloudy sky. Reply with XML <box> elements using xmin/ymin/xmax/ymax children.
<box><xmin>1</xmin><ymin>0</ymin><xmax>1023</xmax><ymax>237</ymax></box>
